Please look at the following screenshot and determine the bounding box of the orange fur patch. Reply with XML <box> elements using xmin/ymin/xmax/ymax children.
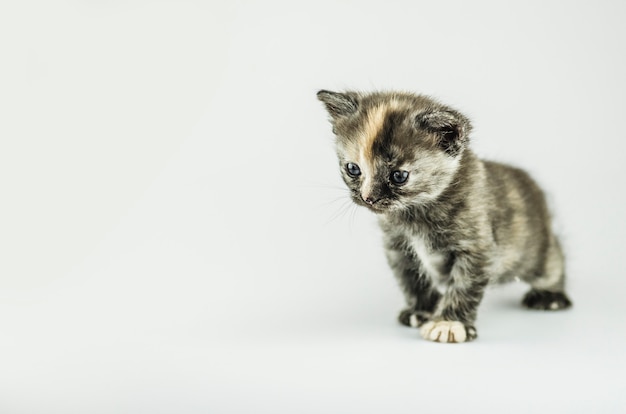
<box><xmin>361</xmin><ymin>104</ymin><xmax>387</xmax><ymax>162</ymax></box>
<box><xmin>359</xmin><ymin>100</ymin><xmax>401</xmax><ymax>165</ymax></box>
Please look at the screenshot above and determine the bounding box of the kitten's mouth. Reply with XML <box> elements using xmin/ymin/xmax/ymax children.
<box><xmin>354</xmin><ymin>197</ymin><xmax>390</xmax><ymax>213</ymax></box>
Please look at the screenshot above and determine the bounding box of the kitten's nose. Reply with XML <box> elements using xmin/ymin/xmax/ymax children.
<box><xmin>363</xmin><ymin>196</ymin><xmax>379</xmax><ymax>205</ymax></box>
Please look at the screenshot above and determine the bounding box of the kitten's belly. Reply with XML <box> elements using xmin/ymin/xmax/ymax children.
<box><xmin>488</xmin><ymin>244</ymin><xmax>525</xmax><ymax>283</ymax></box>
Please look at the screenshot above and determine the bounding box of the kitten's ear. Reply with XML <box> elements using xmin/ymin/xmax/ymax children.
<box><xmin>415</xmin><ymin>108</ymin><xmax>472</xmax><ymax>156</ymax></box>
<box><xmin>317</xmin><ymin>90</ymin><xmax>359</xmax><ymax>119</ymax></box>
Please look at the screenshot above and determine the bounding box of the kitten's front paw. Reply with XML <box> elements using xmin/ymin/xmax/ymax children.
<box><xmin>398</xmin><ymin>309</ymin><xmax>431</xmax><ymax>328</ymax></box>
<box><xmin>420</xmin><ymin>321</ymin><xmax>477</xmax><ymax>343</ymax></box>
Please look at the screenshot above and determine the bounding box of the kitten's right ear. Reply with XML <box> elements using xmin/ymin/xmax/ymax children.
<box><xmin>316</xmin><ymin>90</ymin><xmax>359</xmax><ymax>119</ymax></box>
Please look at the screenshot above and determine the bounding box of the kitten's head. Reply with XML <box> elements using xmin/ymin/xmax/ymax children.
<box><xmin>317</xmin><ymin>90</ymin><xmax>472</xmax><ymax>214</ymax></box>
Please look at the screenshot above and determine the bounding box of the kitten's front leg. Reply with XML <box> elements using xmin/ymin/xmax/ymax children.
<box><xmin>386</xmin><ymin>247</ymin><xmax>441</xmax><ymax>328</ymax></box>
<box><xmin>420</xmin><ymin>254</ymin><xmax>489</xmax><ymax>343</ymax></box>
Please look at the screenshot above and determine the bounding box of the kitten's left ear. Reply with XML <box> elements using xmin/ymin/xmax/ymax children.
<box><xmin>317</xmin><ymin>90</ymin><xmax>359</xmax><ymax>119</ymax></box>
<box><xmin>415</xmin><ymin>108</ymin><xmax>472</xmax><ymax>156</ymax></box>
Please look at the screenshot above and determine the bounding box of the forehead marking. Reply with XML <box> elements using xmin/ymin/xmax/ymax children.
<box><xmin>361</xmin><ymin>104</ymin><xmax>387</xmax><ymax>161</ymax></box>
<box><xmin>360</xmin><ymin>99</ymin><xmax>401</xmax><ymax>165</ymax></box>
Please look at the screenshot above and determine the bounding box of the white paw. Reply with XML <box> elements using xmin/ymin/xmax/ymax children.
<box><xmin>420</xmin><ymin>321</ymin><xmax>467</xmax><ymax>343</ymax></box>
<box><xmin>409</xmin><ymin>314</ymin><xmax>419</xmax><ymax>328</ymax></box>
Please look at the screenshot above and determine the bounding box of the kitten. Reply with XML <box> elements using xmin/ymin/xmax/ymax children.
<box><xmin>317</xmin><ymin>90</ymin><xmax>572</xmax><ymax>343</ymax></box>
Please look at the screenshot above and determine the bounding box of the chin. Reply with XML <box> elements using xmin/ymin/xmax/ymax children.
<box><xmin>367</xmin><ymin>206</ymin><xmax>387</xmax><ymax>214</ymax></box>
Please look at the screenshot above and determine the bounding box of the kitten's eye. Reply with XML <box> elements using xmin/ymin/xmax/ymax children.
<box><xmin>390</xmin><ymin>170</ymin><xmax>409</xmax><ymax>185</ymax></box>
<box><xmin>346</xmin><ymin>163</ymin><xmax>361</xmax><ymax>177</ymax></box>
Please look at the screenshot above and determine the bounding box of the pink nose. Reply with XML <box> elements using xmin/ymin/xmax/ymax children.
<box><xmin>362</xmin><ymin>196</ymin><xmax>378</xmax><ymax>205</ymax></box>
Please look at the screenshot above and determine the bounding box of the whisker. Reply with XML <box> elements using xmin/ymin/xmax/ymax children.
<box><xmin>324</xmin><ymin>198</ymin><xmax>354</xmax><ymax>225</ymax></box>
<box><xmin>315</xmin><ymin>195</ymin><xmax>352</xmax><ymax>210</ymax></box>
<box><xmin>348</xmin><ymin>203</ymin><xmax>359</xmax><ymax>233</ymax></box>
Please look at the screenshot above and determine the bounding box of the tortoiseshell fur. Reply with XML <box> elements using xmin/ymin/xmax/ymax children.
<box><xmin>318</xmin><ymin>90</ymin><xmax>572</xmax><ymax>343</ymax></box>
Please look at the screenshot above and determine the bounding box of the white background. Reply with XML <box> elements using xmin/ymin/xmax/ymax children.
<box><xmin>2</xmin><ymin>1</ymin><xmax>626</xmax><ymax>413</ymax></box>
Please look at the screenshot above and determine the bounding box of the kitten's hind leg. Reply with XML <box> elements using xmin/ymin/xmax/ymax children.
<box><xmin>522</xmin><ymin>236</ymin><xmax>572</xmax><ymax>310</ymax></box>
<box><xmin>522</xmin><ymin>289</ymin><xmax>572</xmax><ymax>310</ymax></box>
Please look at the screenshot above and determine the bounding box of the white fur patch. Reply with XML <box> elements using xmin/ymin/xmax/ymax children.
<box><xmin>358</xmin><ymin>147</ymin><xmax>375</xmax><ymax>201</ymax></box>
<box><xmin>420</xmin><ymin>321</ymin><xmax>467</xmax><ymax>343</ymax></box>
<box><xmin>409</xmin><ymin>314</ymin><xmax>419</xmax><ymax>328</ymax></box>
<box><xmin>409</xmin><ymin>236</ymin><xmax>445</xmax><ymax>279</ymax></box>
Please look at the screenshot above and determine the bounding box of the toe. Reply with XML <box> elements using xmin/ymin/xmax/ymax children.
<box><xmin>421</xmin><ymin>321</ymin><xmax>469</xmax><ymax>343</ymax></box>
